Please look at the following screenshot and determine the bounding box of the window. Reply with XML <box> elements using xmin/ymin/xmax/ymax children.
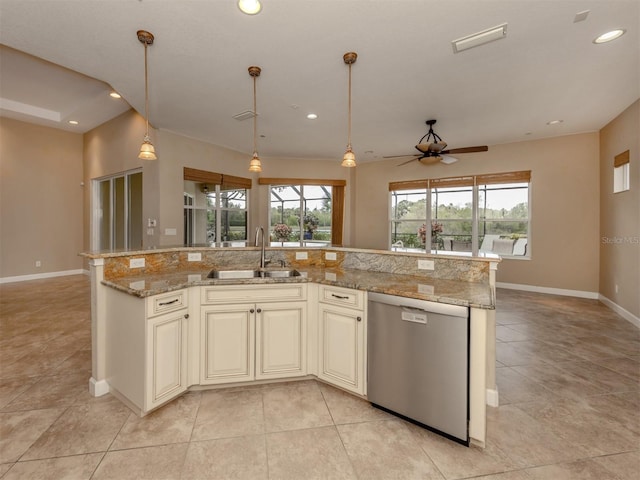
<box><xmin>183</xmin><ymin>168</ymin><xmax>250</xmax><ymax>246</ymax></box>
<box><xmin>93</xmin><ymin>169</ymin><xmax>142</xmax><ymax>250</ymax></box>
<box><xmin>389</xmin><ymin>171</ymin><xmax>530</xmax><ymax>257</ymax></box>
<box><xmin>259</xmin><ymin>178</ymin><xmax>346</xmax><ymax>247</ymax></box>
<box><xmin>614</xmin><ymin>150</ymin><xmax>630</xmax><ymax>193</ymax></box>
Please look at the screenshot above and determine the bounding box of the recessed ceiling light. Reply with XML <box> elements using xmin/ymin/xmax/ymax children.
<box><xmin>109</xmin><ymin>92</ymin><xmax>122</xmax><ymax>99</ymax></box>
<box><xmin>306</xmin><ymin>113</ymin><xmax>318</xmax><ymax>120</ymax></box>
<box><xmin>238</xmin><ymin>0</ymin><xmax>261</xmax><ymax>15</ymax></box>
<box><xmin>593</xmin><ymin>29</ymin><xmax>626</xmax><ymax>44</ymax></box>
<box><xmin>546</xmin><ymin>120</ymin><xmax>563</xmax><ymax>125</ymax></box>
<box><xmin>68</xmin><ymin>120</ymin><xmax>79</xmax><ymax>125</ymax></box>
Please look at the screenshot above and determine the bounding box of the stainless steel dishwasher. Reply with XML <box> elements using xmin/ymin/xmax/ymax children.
<box><xmin>367</xmin><ymin>292</ymin><xmax>470</xmax><ymax>445</ymax></box>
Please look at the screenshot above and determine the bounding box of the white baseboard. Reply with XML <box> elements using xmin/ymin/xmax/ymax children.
<box><xmin>486</xmin><ymin>388</ymin><xmax>499</xmax><ymax>407</ymax></box>
<box><xmin>89</xmin><ymin>377</ymin><xmax>110</xmax><ymax>397</ymax></box>
<box><xmin>598</xmin><ymin>295</ymin><xmax>640</xmax><ymax>329</ymax></box>
<box><xmin>496</xmin><ymin>282</ymin><xmax>599</xmax><ymax>299</ymax></box>
<box><xmin>0</xmin><ymin>269</ymin><xmax>89</xmax><ymax>284</ymax></box>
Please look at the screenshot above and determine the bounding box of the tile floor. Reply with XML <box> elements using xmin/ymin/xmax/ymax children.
<box><xmin>0</xmin><ymin>275</ymin><xmax>638</xmax><ymax>479</ymax></box>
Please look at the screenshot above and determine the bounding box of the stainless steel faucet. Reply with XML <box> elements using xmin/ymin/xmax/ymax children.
<box><xmin>255</xmin><ymin>226</ymin><xmax>266</xmax><ymax>269</ymax></box>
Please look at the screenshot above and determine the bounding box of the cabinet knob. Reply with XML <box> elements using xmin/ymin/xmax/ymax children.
<box><xmin>184</xmin><ymin>313</ymin><xmax>190</xmax><ymax>319</ymax></box>
<box><xmin>256</xmin><ymin>308</ymin><xmax>262</xmax><ymax>313</ymax></box>
<box><xmin>250</xmin><ymin>308</ymin><xmax>255</xmax><ymax>314</ymax></box>
<box><xmin>357</xmin><ymin>316</ymin><xmax>362</xmax><ymax>322</ymax></box>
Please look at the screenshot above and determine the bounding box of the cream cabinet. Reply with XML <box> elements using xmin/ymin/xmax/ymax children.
<box><xmin>317</xmin><ymin>285</ymin><xmax>366</xmax><ymax>395</ymax></box>
<box><xmin>146</xmin><ymin>309</ymin><xmax>189</xmax><ymax>410</ymax></box>
<box><xmin>200</xmin><ymin>284</ymin><xmax>307</xmax><ymax>385</ymax></box>
<box><xmin>105</xmin><ymin>288</ymin><xmax>190</xmax><ymax>415</ymax></box>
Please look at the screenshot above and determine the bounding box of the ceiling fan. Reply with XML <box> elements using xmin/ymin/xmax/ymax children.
<box><xmin>385</xmin><ymin>119</ymin><xmax>488</xmax><ymax>166</ymax></box>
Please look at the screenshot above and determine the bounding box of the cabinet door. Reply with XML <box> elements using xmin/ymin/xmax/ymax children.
<box><xmin>146</xmin><ymin>310</ymin><xmax>188</xmax><ymax>411</ymax></box>
<box><xmin>256</xmin><ymin>301</ymin><xmax>307</xmax><ymax>380</ymax></box>
<box><xmin>200</xmin><ymin>304</ymin><xmax>255</xmax><ymax>384</ymax></box>
<box><xmin>318</xmin><ymin>303</ymin><xmax>365</xmax><ymax>395</ymax></box>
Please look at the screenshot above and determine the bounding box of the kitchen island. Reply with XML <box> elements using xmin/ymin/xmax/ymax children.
<box><xmin>81</xmin><ymin>246</ymin><xmax>499</xmax><ymax>447</ymax></box>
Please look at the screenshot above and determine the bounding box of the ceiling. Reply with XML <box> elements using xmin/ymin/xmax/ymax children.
<box><xmin>0</xmin><ymin>0</ymin><xmax>638</xmax><ymax>163</ymax></box>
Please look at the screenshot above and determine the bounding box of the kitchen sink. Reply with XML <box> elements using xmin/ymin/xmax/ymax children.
<box><xmin>207</xmin><ymin>268</ymin><xmax>300</xmax><ymax>279</ymax></box>
<box><xmin>262</xmin><ymin>269</ymin><xmax>300</xmax><ymax>278</ymax></box>
<box><xmin>207</xmin><ymin>269</ymin><xmax>259</xmax><ymax>279</ymax></box>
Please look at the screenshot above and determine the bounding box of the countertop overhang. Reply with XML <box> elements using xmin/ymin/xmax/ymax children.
<box><xmin>102</xmin><ymin>266</ymin><xmax>495</xmax><ymax>309</ymax></box>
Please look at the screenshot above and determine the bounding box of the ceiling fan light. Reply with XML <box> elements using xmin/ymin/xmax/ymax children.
<box><xmin>249</xmin><ymin>152</ymin><xmax>262</xmax><ymax>172</ymax></box>
<box><xmin>138</xmin><ymin>137</ymin><xmax>157</xmax><ymax>160</ymax></box>
<box><xmin>341</xmin><ymin>147</ymin><xmax>356</xmax><ymax>168</ymax></box>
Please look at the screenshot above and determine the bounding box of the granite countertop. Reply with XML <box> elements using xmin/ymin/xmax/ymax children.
<box><xmin>103</xmin><ymin>266</ymin><xmax>495</xmax><ymax>309</ymax></box>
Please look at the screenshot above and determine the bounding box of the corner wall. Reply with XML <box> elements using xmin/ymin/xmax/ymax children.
<box><xmin>0</xmin><ymin>117</ymin><xmax>84</xmax><ymax>279</ymax></box>
<box><xmin>599</xmin><ymin>100</ymin><xmax>639</xmax><ymax>319</ymax></box>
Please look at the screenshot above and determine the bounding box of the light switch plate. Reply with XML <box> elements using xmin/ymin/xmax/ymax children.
<box><xmin>165</xmin><ymin>228</ymin><xmax>177</xmax><ymax>236</ymax></box>
<box><xmin>296</xmin><ymin>251</ymin><xmax>308</xmax><ymax>260</ymax></box>
<box><xmin>129</xmin><ymin>258</ymin><xmax>145</xmax><ymax>268</ymax></box>
<box><xmin>187</xmin><ymin>252</ymin><xmax>202</xmax><ymax>262</ymax></box>
<box><xmin>418</xmin><ymin>284</ymin><xmax>435</xmax><ymax>295</ymax></box>
<box><xmin>418</xmin><ymin>259</ymin><xmax>435</xmax><ymax>270</ymax></box>
<box><xmin>325</xmin><ymin>252</ymin><xmax>337</xmax><ymax>261</ymax></box>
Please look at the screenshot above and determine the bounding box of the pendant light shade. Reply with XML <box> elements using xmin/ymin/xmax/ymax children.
<box><xmin>248</xmin><ymin>66</ymin><xmax>262</xmax><ymax>173</ymax></box>
<box><xmin>137</xmin><ymin>30</ymin><xmax>157</xmax><ymax>161</ymax></box>
<box><xmin>341</xmin><ymin>52</ymin><xmax>357</xmax><ymax>168</ymax></box>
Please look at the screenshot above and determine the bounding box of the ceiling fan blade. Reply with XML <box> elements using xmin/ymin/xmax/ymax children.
<box><xmin>441</xmin><ymin>145</ymin><xmax>488</xmax><ymax>155</ymax></box>
<box><xmin>397</xmin><ymin>157</ymin><xmax>421</xmax><ymax>166</ymax></box>
<box><xmin>384</xmin><ymin>154</ymin><xmax>420</xmax><ymax>159</ymax></box>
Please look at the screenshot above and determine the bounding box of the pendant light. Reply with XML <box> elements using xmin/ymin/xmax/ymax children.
<box><xmin>248</xmin><ymin>66</ymin><xmax>262</xmax><ymax>173</ymax></box>
<box><xmin>137</xmin><ymin>30</ymin><xmax>157</xmax><ymax>161</ymax></box>
<box><xmin>341</xmin><ymin>52</ymin><xmax>357</xmax><ymax>168</ymax></box>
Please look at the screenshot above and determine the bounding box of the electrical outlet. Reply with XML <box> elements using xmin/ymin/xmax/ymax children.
<box><xmin>418</xmin><ymin>284</ymin><xmax>435</xmax><ymax>295</ymax></box>
<box><xmin>615</xmin><ymin>284</ymin><xmax>619</xmax><ymax>293</ymax></box>
<box><xmin>325</xmin><ymin>252</ymin><xmax>337</xmax><ymax>261</ymax></box>
<box><xmin>418</xmin><ymin>259</ymin><xmax>435</xmax><ymax>270</ymax></box>
<box><xmin>35</xmin><ymin>260</ymin><xmax>42</xmax><ymax>268</ymax></box>
<box><xmin>188</xmin><ymin>252</ymin><xmax>202</xmax><ymax>262</ymax></box>
<box><xmin>129</xmin><ymin>258</ymin><xmax>145</xmax><ymax>268</ymax></box>
<box><xmin>296</xmin><ymin>251</ymin><xmax>308</xmax><ymax>260</ymax></box>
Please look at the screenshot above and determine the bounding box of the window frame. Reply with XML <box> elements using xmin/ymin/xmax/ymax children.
<box><xmin>259</xmin><ymin>178</ymin><xmax>346</xmax><ymax>247</ymax></box>
<box><xmin>389</xmin><ymin>171</ymin><xmax>531</xmax><ymax>258</ymax></box>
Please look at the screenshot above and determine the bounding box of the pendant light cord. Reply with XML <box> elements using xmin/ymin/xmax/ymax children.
<box><xmin>347</xmin><ymin>62</ymin><xmax>352</xmax><ymax>149</ymax></box>
<box><xmin>144</xmin><ymin>42</ymin><xmax>150</xmax><ymax>138</ymax></box>
<box><xmin>253</xmin><ymin>75</ymin><xmax>257</xmax><ymax>154</ymax></box>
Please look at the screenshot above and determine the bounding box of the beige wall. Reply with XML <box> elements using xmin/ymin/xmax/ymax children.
<box><xmin>353</xmin><ymin>133</ymin><xmax>601</xmax><ymax>293</ymax></box>
<box><xmin>599</xmin><ymin>100</ymin><xmax>639</xmax><ymax>317</ymax></box>
<box><xmin>0</xmin><ymin>117</ymin><xmax>84</xmax><ymax>278</ymax></box>
<box><xmin>6</xmin><ymin>105</ymin><xmax>619</xmax><ymax>299</ymax></box>
<box><xmin>85</xmin><ymin>111</ymin><xmax>355</xmax><ymax>249</ymax></box>
<box><xmin>83</xmin><ymin>109</ymin><xmax>160</xmax><ymax>250</ymax></box>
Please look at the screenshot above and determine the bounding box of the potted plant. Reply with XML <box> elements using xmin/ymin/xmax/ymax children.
<box><xmin>419</xmin><ymin>221</ymin><xmax>443</xmax><ymax>246</ymax></box>
<box><xmin>302</xmin><ymin>213</ymin><xmax>319</xmax><ymax>240</ymax></box>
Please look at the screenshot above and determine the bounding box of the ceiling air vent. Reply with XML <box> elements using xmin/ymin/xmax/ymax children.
<box><xmin>233</xmin><ymin>110</ymin><xmax>256</xmax><ymax>121</ymax></box>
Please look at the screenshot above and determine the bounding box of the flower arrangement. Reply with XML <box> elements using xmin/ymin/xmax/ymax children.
<box><xmin>272</xmin><ymin>223</ymin><xmax>292</xmax><ymax>241</ymax></box>
<box><xmin>303</xmin><ymin>213</ymin><xmax>319</xmax><ymax>233</ymax></box>
<box><xmin>418</xmin><ymin>221</ymin><xmax>444</xmax><ymax>244</ymax></box>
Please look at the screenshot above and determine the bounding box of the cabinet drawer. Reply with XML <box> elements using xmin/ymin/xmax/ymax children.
<box><xmin>201</xmin><ymin>283</ymin><xmax>307</xmax><ymax>304</ymax></box>
<box><xmin>319</xmin><ymin>285</ymin><xmax>364</xmax><ymax>310</ymax></box>
<box><xmin>146</xmin><ymin>289</ymin><xmax>188</xmax><ymax>318</ymax></box>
